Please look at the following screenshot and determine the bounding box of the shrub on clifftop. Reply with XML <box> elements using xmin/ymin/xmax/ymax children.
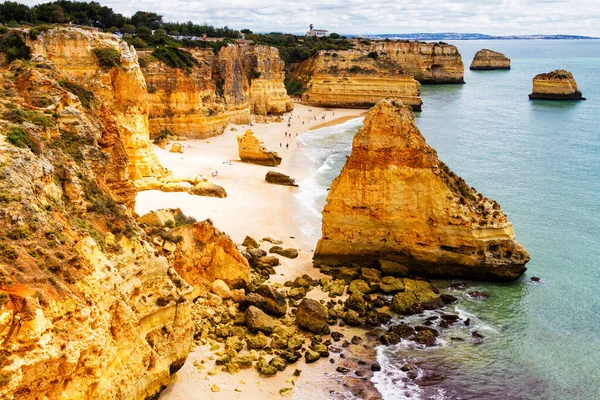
<box><xmin>92</xmin><ymin>47</ymin><xmax>121</xmax><ymax>68</ymax></box>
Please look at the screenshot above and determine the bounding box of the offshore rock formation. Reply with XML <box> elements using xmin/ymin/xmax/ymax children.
<box><xmin>0</xmin><ymin>31</ymin><xmax>195</xmax><ymax>398</ymax></box>
<box><xmin>237</xmin><ymin>130</ymin><xmax>282</xmax><ymax>166</ymax></box>
<box><xmin>298</xmin><ymin>50</ymin><xmax>422</xmax><ymax>111</ymax></box>
<box><xmin>141</xmin><ymin>44</ymin><xmax>293</xmax><ymax>139</ymax></box>
<box><xmin>314</xmin><ymin>100</ymin><xmax>530</xmax><ymax>281</ymax></box>
<box><xmin>470</xmin><ymin>49</ymin><xmax>511</xmax><ymax>70</ymax></box>
<box><xmin>366</xmin><ymin>41</ymin><xmax>464</xmax><ymax>83</ymax></box>
<box><xmin>529</xmin><ymin>70</ymin><xmax>585</xmax><ymax>100</ymax></box>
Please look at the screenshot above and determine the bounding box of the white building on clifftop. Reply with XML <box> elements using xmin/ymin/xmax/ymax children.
<box><xmin>306</xmin><ymin>24</ymin><xmax>329</xmax><ymax>37</ymax></box>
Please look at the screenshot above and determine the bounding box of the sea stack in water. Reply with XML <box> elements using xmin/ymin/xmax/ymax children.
<box><xmin>237</xmin><ymin>129</ymin><xmax>282</xmax><ymax>166</ymax></box>
<box><xmin>529</xmin><ymin>70</ymin><xmax>585</xmax><ymax>100</ymax></box>
<box><xmin>470</xmin><ymin>49</ymin><xmax>511</xmax><ymax>70</ymax></box>
<box><xmin>314</xmin><ymin>100</ymin><xmax>530</xmax><ymax>281</ymax></box>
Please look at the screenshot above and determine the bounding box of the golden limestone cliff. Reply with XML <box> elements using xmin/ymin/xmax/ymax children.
<box><xmin>0</xmin><ymin>29</ymin><xmax>251</xmax><ymax>399</ymax></box>
<box><xmin>366</xmin><ymin>41</ymin><xmax>464</xmax><ymax>83</ymax></box>
<box><xmin>0</xmin><ymin>34</ymin><xmax>195</xmax><ymax>398</ymax></box>
<box><xmin>314</xmin><ymin>100</ymin><xmax>530</xmax><ymax>281</ymax></box>
<box><xmin>141</xmin><ymin>44</ymin><xmax>292</xmax><ymax>140</ymax></box>
<box><xmin>529</xmin><ymin>70</ymin><xmax>586</xmax><ymax>100</ymax></box>
<box><xmin>470</xmin><ymin>49</ymin><xmax>511</xmax><ymax>70</ymax></box>
<box><xmin>28</xmin><ymin>27</ymin><xmax>168</xmax><ymax>186</ymax></box>
<box><xmin>297</xmin><ymin>50</ymin><xmax>423</xmax><ymax>111</ymax></box>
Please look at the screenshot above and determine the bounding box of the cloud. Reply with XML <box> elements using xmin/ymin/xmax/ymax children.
<box><xmin>18</xmin><ymin>0</ymin><xmax>600</xmax><ymax>36</ymax></box>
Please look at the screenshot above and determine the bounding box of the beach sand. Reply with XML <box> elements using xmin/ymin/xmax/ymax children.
<box><xmin>135</xmin><ymin>102</ymin><xmax>368</xmax><ymax>399</ymax></box>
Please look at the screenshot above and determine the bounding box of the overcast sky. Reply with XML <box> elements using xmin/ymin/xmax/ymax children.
<box><xmin>20</xmin><ymin>0</ymin><xmax>600</xmax><ymax>36</ymax></box>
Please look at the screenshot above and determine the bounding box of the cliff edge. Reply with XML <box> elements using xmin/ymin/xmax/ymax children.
<box><xmin>314</xmin><ymin>100</ymin><xmax>530</xmax><ymax>281</ymax></box>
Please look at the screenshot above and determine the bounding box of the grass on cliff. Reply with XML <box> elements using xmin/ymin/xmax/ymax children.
<box><xmin>152</xmin><ymin>46</ymin><xmax>198</xmax><ymax>69</ymax></box>
<box><xmin>92</xmin><ymin>47</ymin><xmax>121</xmax><ymax>69</ymax></box>
<box><xmin>59</xmin><ymin>80</ymin><xmax>94</xmax><ymax>109</ymax></box>
<box><xmin>2</xmin><ymin>108</ymin><xmax>55</xmax><ymax>127</ymax></box>
<box><xmin>51</xmin><ymin>130</ymin><xmax>94</xmax><ymax>162</ymax></box>
<box><xmin>5</xmin><ymin>127</ymin><xmax>40</xmax><ymax>154</ymax></box>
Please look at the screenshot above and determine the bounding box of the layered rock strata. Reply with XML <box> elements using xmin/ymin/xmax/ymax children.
<box><xmin>141</xmin><ymin>44</ymin><xmax>293</xmax><ymax>140</ymax></box>
<box><xmin>470</xmin><ymin>49</ymin><xmax>511</xmax><ymax>70</ymax></box>
<box><xmin>314</xmin><ymin>100</ymin><xmax>530</xmax><ymax>281</ymax></box>
<box><xmin>237</xmin><ymin>130</ymin><xmax>282</xmax><ymax>166</ymax></box>
<box><xmin>367</xmin><ymin>41</ymin><xmax>465</xmax><ymax>83</ymax></box>
<box><xmin>298</xmin><ymin>50</ymin><xmax>422</xmax><ymax>111</ymax></box>
<box><xmin>529</xmin><ymin>70</ymin><xmax>585</xmax><ymax>100</ymax></box>
<box><xmin>0</xmin><ymin>34</ymin><xmax>195</xmax><ymax>398</ymax></box>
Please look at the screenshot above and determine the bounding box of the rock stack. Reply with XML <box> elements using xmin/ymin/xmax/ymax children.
<box><xmin>529</xmin><ymin>70</ymin><xmax>586</xmax><ymax>100</ymax></box>
<box><xmin>237</xmin><ymin>130</ymin><xmax>282</xmax><ymax>166</ymax></box>
<box><xmin>469</xmin><ymin>49</ymin><xmax>511</xmax><ymax>70</ymax></box>
<box><xmin>314</xmin><ymin>100</ymin><xmax>530</xmax><ymax>281</ymax></box>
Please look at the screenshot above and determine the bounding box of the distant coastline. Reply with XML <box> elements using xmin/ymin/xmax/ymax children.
<box><xmin>348</xmin><ymin>33</ymin><xmax>599</xmax><ymax>40</ymax></box>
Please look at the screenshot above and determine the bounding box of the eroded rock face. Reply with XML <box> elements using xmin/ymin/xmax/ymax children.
<box><xmin>529</xmin><ymin>70</ymin><xmax>586</xmax><ymax>100</ymax></box>
<box><xmin>172</xmin><ymin>221</ymin><xmax>251</xmax><ymax>290</ymax></box>
<box><xmin>366</xmin><ymin>41</ymin><xmax>464</xmax><ymax>83</ymax></box>
<box><xmin>141</xmin><ymin>44</ymin><xmax>292</xmax><ymax>140</ymax></box>
<box><xmin>0</xmin><ymin>36</ymin><xmax>194</xmax><ymax>398</ymax></box>
<box><xmin>265</xmin><ymin>171</ymin><xmax>297</xmax><ymax>186</ymax></box>
<box><xmin>237</xmin><ymin>129</ymin><xmax>282</xmax><ymax>166</ymax></box>
<box><xmin>298</xmin><ymin>50</ymin><xmax>422</xmax><ymax>111</ymax></box>
<box><xmin>314</xmin><ymin>100</ymin><xmax>530</xmax><ymax>281</ymax></box>
<box><xmin>29</xmin><ymin>27</ymin><xmax>169</xmax><ymax>189</ymax></box>
<box><xmin>470</xmin><ymin>49</ymin><xmax>511</xmax><ymax>70</ymax></box>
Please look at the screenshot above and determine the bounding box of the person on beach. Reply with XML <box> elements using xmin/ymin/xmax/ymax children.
<box><xmin>286</xmin><ymin>143</ymin><xmax>289</xmax><ymax>149</ymax></box>
<box><xmin>280</xmin><ymin>143</ymin><xmax>282</xmax><ymax>147</ymax></box>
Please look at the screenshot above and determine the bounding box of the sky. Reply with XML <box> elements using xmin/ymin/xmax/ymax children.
<box><xmin>20</xmin><ymin>0</ymin><xmax>600</xmax><ymax>36</ymax></box>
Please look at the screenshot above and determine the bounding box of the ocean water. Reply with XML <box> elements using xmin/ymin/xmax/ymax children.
<box><xmin>293</xmin><ymin>40</ymin><xmax>600</xmax><ymax>399</ymax></box>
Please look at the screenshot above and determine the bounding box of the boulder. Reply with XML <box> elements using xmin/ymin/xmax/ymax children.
<box><xmin>245</xmin><ymin>306</ymin><xmax>276</xmax><ymax>334</ymax></box>
<box><xmin>187</xmin><ymin>180</ymin><xmax>227</xmax><ymax>198</ymax></box>
<box><xmin>343</xmin><ymin>310</ymin><xmax>362</xmax><ymax>326</ymax></box>
<box><xmin>380</xmin><ymin>276</ymin><xmax>405</xmax><ymax>293</ymax></box>
<box><xmin>238</xmin><ymin>130</ymin><xmax>282</xmax><ymax>166</ymax></box>
<box><xmin>344</xmin><ymin>292</ymin><xmax>367</xmax><ymax>315</ymax></box>
<box><xmin>348</xmin><ymin>279</ymin><xmax>371</xmax><ymax>294</ymax></box>
<box><xmin>169</xmin><ymin>143</ymin><xmax>183</xmax><ymax>153</ymax></box>
<box><xmin>242</xmin><ymin>285</ymin><xmax>287</xmax><ymax>317</ymax></box>
<box><xmin>246</xmin><ymin>332</ymin><xmax>270</xmax><ymax>349</ymax></box>
<box><xmin>296</xmin><ymin>299</ymin><xmax>328</xmax><ymax>333</ymax></box>
<box><xmin>390</xmin><ymin>292</ymin><xmax>424</xmax><ymax>315</ymax></box>
<box><xmin>242</xmin><ymin>236</ymin><xmax>259</xmax><ymax>248</ymax></box>
<box><xmin>211</xmin><ymin>279</ymin><xmax>231</xmax><ymax>299</ymax></box>
<box><xmin>269</xmin><ymin>246</ymin><xmax>299</xmax><ymax>259</ymax></box>
<box><xmin>378</xmin><ymin>260</ymin><xmax>409</xmax><ymax>277</ymax></box>
<box><xmin>265</xmin><ymin>171</ymin><xmax>298</xmax><ymax>187</ymax></box>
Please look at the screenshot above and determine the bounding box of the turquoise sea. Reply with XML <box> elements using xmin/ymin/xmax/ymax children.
<box><xmin>293</xmin><ymin>40</ymin><xmax>600</xmax><ymax>399</ymax></box>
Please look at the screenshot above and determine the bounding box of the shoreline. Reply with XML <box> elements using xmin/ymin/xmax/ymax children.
<box><xmin>135</xmin><ymin>103</ymin><xmax>366</xmax><ymax>399</ymax></box>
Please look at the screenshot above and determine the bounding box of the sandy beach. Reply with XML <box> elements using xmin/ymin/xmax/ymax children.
<box><xmin>135</xmin><ymin>102</ymin><xmax>367</xmax><ymax>399</ymax></box>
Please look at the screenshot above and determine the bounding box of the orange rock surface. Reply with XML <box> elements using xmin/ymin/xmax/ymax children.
<box><xmin>314</xmin><ymin>100</ymin><xmax>529</xmax><ymax>280</ymax></box>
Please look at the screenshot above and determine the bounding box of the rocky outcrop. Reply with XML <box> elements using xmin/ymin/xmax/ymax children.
<box><xmin>172</xmin><ymin>220</ymin><xmax>251</xmax><ymax>290</ymax></box>
<box><xmin>366</xmin><ymin>41</ymin><xmax>464</xmax><ymax>83</ymax></box>
<box><xmin>529</xmin><ymin>70</ymin><xmax>585</xmax><ymax>100</ymax></box>
<box><xmin>265</xmin><ymin>171</ymin><xmax>297</xmax><ymax>186</ymax></box>
<box><xmin>141</xmin><ymin>44</ymin><xmax>292</xmax><ymax>140</ymax></box>
<box><xmin>314</xmin><ymin>100</ymin><xmax>530</xmax><ymax>281</ymax></box>
<box><xmin>470</xmin><ymin>49</ymin><xmax>511</xmax><ymax>70</ymax></box>
<box><xmin>0</xmin><ymin>38</ymin><xmax>195</xmax><ymax>399</ymax></box>
<box><xmin>298</xmin><ymin>50</ymin><xmax>422</xmax><ymax>111</ymax></box>
<box><xmin>28</xmin><ymin>27</ymin><xmax>169</xmax><ymax>192</ymax></box>
<box><xmin>237</xmin><ymin>129</ymin><xmax>282</xmax><ymax>166</ymax></box>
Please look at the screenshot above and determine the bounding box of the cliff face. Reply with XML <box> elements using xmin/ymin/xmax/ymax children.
<box><xmin>297</xmin><ymin>50</ymin><xmax>423</xmax><ymax>111</ymax></box>
<box><xmin>314</xmin><ymin>100</ymin><xmax>529</xmax><ymax>281</ymax></box>
<box><xmin>142</xmin><ymin>44</ymin><xmax>293</xmax><ymax>139</ymax></box>
<box><xmin>470</xmin><ymin>49</ymin><xmax>511</xmax><ymax>70</ymax></box>
<box><xmin>0</xmin><ymin>35</ymin><xmax>195</xmax><ymax>399</ymax></box>
<box><xmin>529</xmin><ymin>70</ymin><xmax>585</xmax><ymax>100</ymax></box>
<box><xmin>29</xmin><ymin>28</ymin><xmax>169</xmax><ymax>186</ymax></box>
<box><xmin>367</xmin><ymin>41</ymin><xmax>464</xmax><ymax>83</ymax></box>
